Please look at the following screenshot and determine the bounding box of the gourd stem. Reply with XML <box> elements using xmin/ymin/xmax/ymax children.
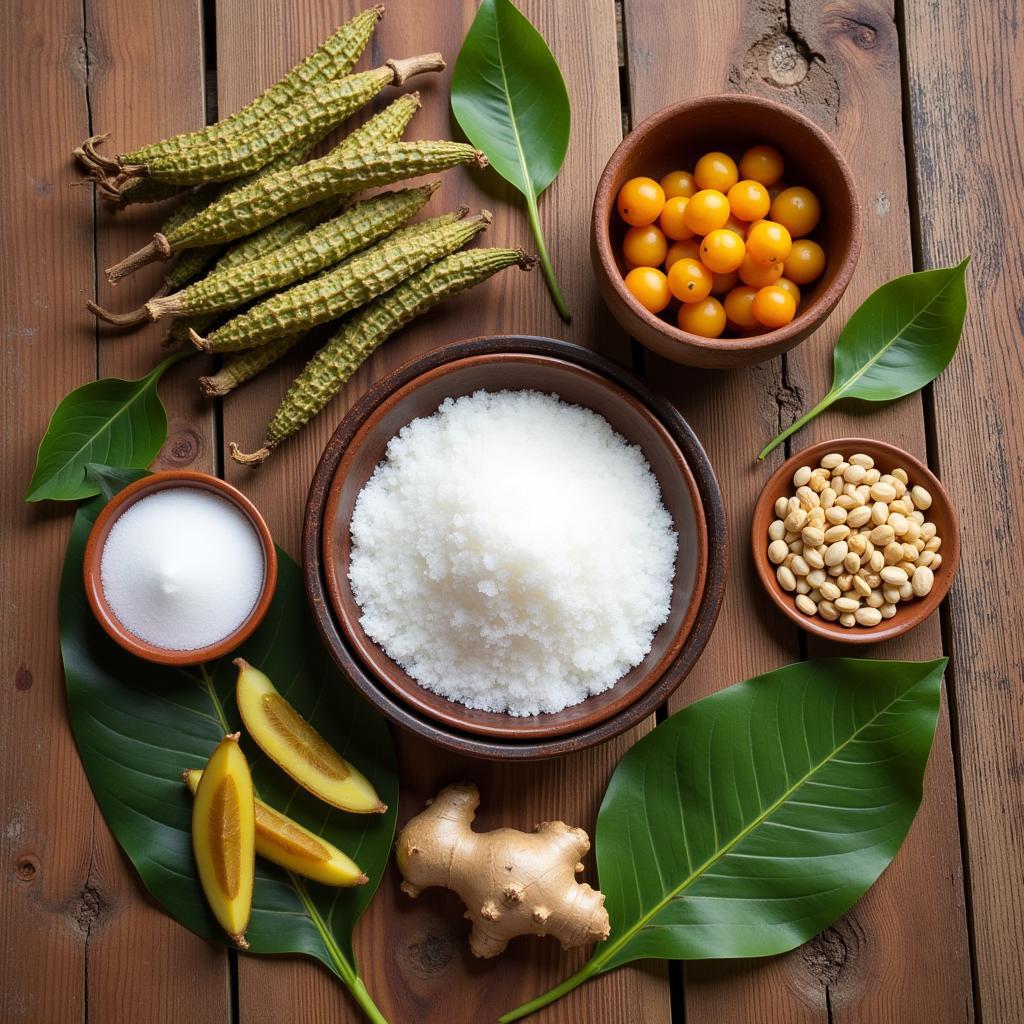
<box><xmin>757</xmin><ymin>389</ymin><xmax>838</xmax><ymax>461</ymax></box>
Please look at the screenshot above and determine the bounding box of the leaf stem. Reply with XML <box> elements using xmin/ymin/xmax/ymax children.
<box><xmin>524</xmin><ymin>189</ymin><xmax>570</xmax><ymax>323</ymax></box>
<box><xmin>291</xmin><ymin>875</ymin><xmax>391</xmax><ymax>1024</ymax></box>
<box><xmin>757</xmin><ymin>389</ymin><xmax>838</xmax><ymax>461</ymax></box>
<box><xmin>498</xmin><ymin>959</ymin><xmax>599</xmax><ymax>1022</ymax></box>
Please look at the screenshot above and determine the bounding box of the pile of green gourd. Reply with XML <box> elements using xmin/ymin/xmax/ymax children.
<box><xmin>76</xmin><ymin>5</ymin><xmax>535</xmax><ymax>464</ymax></box>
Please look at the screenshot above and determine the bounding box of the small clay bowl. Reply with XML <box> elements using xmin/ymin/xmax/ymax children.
<box><xmin>751</xmin><ymin>438</ymin><xmax>959</xmax><ymax>644</ymax></box>
<box><xmin>83</xmin><ymin>470</ymin><xmax>278</xmax><ymax>666</ymax></box>
<box><xmin>304</xmin><ymin>336</ymin><xmax>727</xmax><ymax>760</ymax></box>
<box><xmin>592</xmin><ymin>94</ymin><xmax>862</xmax><ymax>369</ymax></box>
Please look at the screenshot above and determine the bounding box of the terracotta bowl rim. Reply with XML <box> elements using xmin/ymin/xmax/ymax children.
<box><xmin>319</xmin><ymin>350</ymin><xmax>709</xmax><ymax>739</ymax></box>
<box><xmin>82</xmin><ymin>469</ymin><xmax>278</xmax><ymax>666</ymax></box>
<box><xmin>751</xmin><ymin>437</ymin><xmax>960</xmax><ymax>644</ymax></box>
<box><xmin>592</xmin><ymin>92</ymin><xmax>863</xmax><ymax>355</ymax></box>
<box><xmin>303</xmin><ymin>335</ymin><xmax>728</xmax><ymax>760</ymax></box>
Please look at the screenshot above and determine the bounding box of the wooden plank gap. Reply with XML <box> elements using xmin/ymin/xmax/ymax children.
<box><xmin>893</xmin><ymin>4</ymin><xmax>982</xmax><ymax>1019</ymax></box>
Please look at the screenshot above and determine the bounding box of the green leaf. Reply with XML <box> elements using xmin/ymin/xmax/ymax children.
<box><xmin>758</xmin><ymin>258</ymin><xmax>969</xmax><ymax>459</ymax></box>
<box><xmin>25</xmin><ymin>350</ymin><xmax>190</xmax><ymax>502</ymax></box>
<box><xmin>501</xmin><ymin>658</ymin><xmax>945</xmax><ymax>1022</ymax></box>
<box><xmin>85</xmin><ymin>463</ymin><xmax>148</xmax><ymax>501</ymax></box>
<box><xmin>60</xmin><ymin>484</ymin><xmax>397</xmax><ymax>1024</ymax></box>
<box><xmin>451</xmin><ymin>0</ymin><xmax>571</xmax><ymax>321</ymax></box>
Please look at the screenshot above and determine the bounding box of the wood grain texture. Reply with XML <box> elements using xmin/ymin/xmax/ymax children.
<box><xmin>624</xmin><ymin>1</ymin><xmax>971</xmax><ymax>1021</ymax></box>
<box><xmin>1</xmin><ymin>0</ymin><xmax>226</xmax><ymax>1021</ymax></box>
<box><xmin>0</xmin><ymin>4</ymin><xmax>94</xmax><ymax>1019</ymax></box>
<box><xmin>212</xmin><ymin>2</ymin><xmax>669</xmax><ymax>1022</ymax></box>
<box><xmin>76</xmin><ymin>0</ymin><xmax>230</xmax><ymax>1019</ymax></box>
<box><xmin>621</xmin><ymin>2</ymin><xmax>814</xmax><ymax>1019</ymax></box>
<box><xmin>775</xmin><ymin>5</ymin><xmax>972</xmax><ymax>1022</ymax></box>
<box><xmin>902</xmin><ymin>3</ymin><xmax>1024</xmax><ymax>1022</ymax></box>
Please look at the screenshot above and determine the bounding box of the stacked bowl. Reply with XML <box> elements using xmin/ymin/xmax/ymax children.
<box><xmin>303</xmin><ymin>336</ymin><xmax>726</xmax><ymax>760</ymax></box>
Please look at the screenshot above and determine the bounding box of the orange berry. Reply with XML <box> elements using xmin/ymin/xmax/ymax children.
<box><xmin>775</xmin><ymin>277</ymin><xmax>802</xmax><ymax>305</ymax></box>
<box><xmin>700</xmin><ymin>229</ymin><xmax>746</xmax><ymax>274</ymax></box>
<box><xmin>711</xmin><ymin>270</ymin><xmax>738</xmax><ymax>294</ymax></box>
<box><xmin>623</xmin><ymin>224</ymin><xmax>668</xmax><ymax>267</ymax></box>
<box><xmin>668</xmin><ymin>257</ymin><xmax>714</xmax><ymax>303</ymax></box>
<box><xmin>677</xmin><ymin>297</ymin><xmax>726</xmax><ymax>338</ymax></box>
<box><xmin>694</xmin><ymin>151</ymin><xmax>739</xmax><ymax>192</ymax></box>
<box><xmin>770</xmin><ymin>186</ymin><xmax>821</xmax><ymax>237</ymax></box>
<box><xmin>624</xmin><ymin>266</ymin><xmax>671</xmax><ymax>313</ymax></box>
<box><xmin>739</xmin><ymin>144</ymin><xmax>784</xmax><ymax>187</ymax></box>
<box><xmin>746</xmin><ymin>219</ymin><xmax>792</xmax><ymax>266</ymax></box>
<box><xmin>617</xmin><ymin>177</ymin><xmax>665</xmax><ymax>226</ymax></box>
<box><xmin>665</xmin><ymin>239</ymin><xmax>701</xmax><ymax>270</ymax></box>
<box><xmin>723</xmin><ymin>285</ymin><xmax>760</xmax><ymax>330</ymax></box>
<box><xmin>660</xmin><ymin>169</ymin><xmax>697</xmax><ymax>199</ymax></box>
<box><xmin>683</xmin><ymin>189</ymin><xmax>730</xmax><ymax>235</ymax></box>
<box><xmin>738</xmin><ymin>251</ymin><xmax>784</xmax><ymax>288</ymax></box>
<box><xmin>783</xmin><ymin>239</ymin><xmax>826</xmax><ymax>284</ymax></box>
<box><xmin>658</xmin><ymin>196</ymin><xmax>695</xmax><ymax>241</ymax></box>
<box><xmin>751</xmin><ymin>285</ymin><xmax>797</xmax><ymax>328</ymax></box>
<box><xmin>726</xmin><ymin>179</ymin><xmax>771</xmax><ymax>222</ymax></box>
<box><xmin>724</xmin><ymin>213</ymin><xmax>749</xmax><ymax>238</ymax></box>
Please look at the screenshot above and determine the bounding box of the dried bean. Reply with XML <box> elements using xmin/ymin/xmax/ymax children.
<box><xmin>150</xmin><ymin>184</ymin><xmax>438</xmax><ymax>321</ymax></box>
<box><xmin>196</xmin><ymin>210</ymin><xmax>489</xmax><ymax>352</ymax></box>
<box><xmin>97</xmin><ymin>8</ymin><xmax>383</xmax><ymax>168</ymax></box>
<box><xmin>122</xmin><ymin>56</ymin><xmax>443</xmax><ymax>185</ymax></box>
<box><xmin>106</xmin><ymin>138</ymin><xmax>485</xmax><ymax>282</ymax></box>
<box><xmin>198</xmin><ymin>334</ymin><xmax>305</xmax><ymax>397</ymax></box>
<box><xmin>230</xmin><ymin>247</ymin><xmax>536</xmax><ymax>463</ymax></box>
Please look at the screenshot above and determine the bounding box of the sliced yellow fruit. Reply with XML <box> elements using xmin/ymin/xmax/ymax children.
<box><xmin>191</xmin><ymin>733</ymin><xmax>255</xmax><ymax>949</ymax></box>
<box><xmin>234</xmin><ymin>659</ymin><xmax>386</xmax><ymax>814</ymax></box>
<box><xmin>184</xmin><ymin>769</ymin><xmax>368</xmax><ymax>887</ymax></box>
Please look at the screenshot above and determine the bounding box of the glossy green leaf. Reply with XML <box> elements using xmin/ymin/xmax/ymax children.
<box><xmin>451</xmin><ymin>0</ymin><xmax>571</xmax><ymax>320</ymax></box>
<box><xmin>502</xmin><ymin>658</ymin><xmax>945</xmax><ymax>1022</ymax></box>
<box><xmin>60</xmin><ymin>476</ymin><xmax>397</xmax><ymax>1024</ymax></box>
<box><xmin>26</xmin><ymin>350</ymin><xmax>190</xmax><ymax>502</ymax></box>
<box><xmin>758</xmin><ymin>258</ymin><xmax>969</xmax><ymax>459</ymax></box>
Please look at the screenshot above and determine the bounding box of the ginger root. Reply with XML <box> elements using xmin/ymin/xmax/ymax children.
<box><xmin>396</xmin><ymin>782</ymin><xmax>611</xmax><ymax>958</ymax></box>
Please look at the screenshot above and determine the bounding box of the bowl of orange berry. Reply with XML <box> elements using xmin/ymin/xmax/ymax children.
<box><xmin>591</xmin><ymin>94</ymin><xmax>861</xmax><ymax>368</ymax></box>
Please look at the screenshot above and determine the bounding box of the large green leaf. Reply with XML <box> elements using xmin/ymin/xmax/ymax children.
<box><xmin>501</xmin><ymin>658</ymin><xmax>944</xmax><ymax>1022</ymax></box>
<box><xmin>758</xmin><ymin>259</ymin><xmax>969</xmax><ymax>458</ymax></box>
<box><xmin>451</xmin><ymin>0</ymin><xmax>571</xmax><ymax>320</ymax></box>
<box><xmin>60</xmin><ymin>474</ymin><xmax>397</xmax><ymax>1023</ymax></box>
<box><xmin>26</xmin><ymin>350</ymin><xmax>189</xmax><ymax>502</ymax></box>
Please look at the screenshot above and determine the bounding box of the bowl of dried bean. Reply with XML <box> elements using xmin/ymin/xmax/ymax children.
<box><xmin>751</xmin><ymin>438</ymin><xmax>959</xmax><ymax>643</ymax></box>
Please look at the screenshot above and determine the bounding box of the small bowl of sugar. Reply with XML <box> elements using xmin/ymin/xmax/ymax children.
<box><xmin>83</xmin><ymin>470</ymin><xmax>277</xmax><ymax>666</ymax></box>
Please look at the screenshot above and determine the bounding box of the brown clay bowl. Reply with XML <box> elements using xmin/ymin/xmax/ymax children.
<box><xmin>303</xmin><ymin>336</ymin><xmax>727</xmax><ymax>760</ymax></box>
<box><xmin>751</xmin><ymin>438</ymin><xmax>960</xmax><ymax>644</ymax></box>
<box><xmin>592</xmin><ymin>94</ymin><xmax>862</xmax><ymax>369</ymax></box>
<box><xmin>83</xmin><ymin>470</ymin><xmax>278</xmax><ymax>666</ymax></box>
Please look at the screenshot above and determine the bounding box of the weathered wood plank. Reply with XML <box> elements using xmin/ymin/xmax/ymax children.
<box><xmin>902</xmin><ymin>4</ymin><xmax>1024</xmax><ymax>1022</ymax></box>
<box><xmin>778</xmin><ymin>5</ymin><xmax>972</xmax><ymax>1022</ymax></box>
<box><xmin>621</xmin><ymin>1</ymin><xmax>813</xmax><ymax>1019</ymax></box>
<box><xmin>78</xmin><ymin>0</ymin><xmax>230</xmax><ymax>1020</ymax></box>
<box><xmin>1</xmin><ymin>0</ymin><xmax>224</xmax><ymax>1021</ymax></box>
<box><xmin>0</xmin><ymin>4</ymin><xmax>95</xmax><ymax>1019</ymax></box>
<box><xmin>213</xmin><ymin>2</ymin><xmax>670</xmax><ymax>1022</ymax></box>
<box><xmin>623</xmin><ymin>0</ymin><xmax>971</xmax><ymax>1021</ymax></box>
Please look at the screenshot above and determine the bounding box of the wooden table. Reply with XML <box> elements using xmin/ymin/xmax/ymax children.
<box><xmin>2</xmin><ymin>1</ymin><xmax>1021</xmax><ymax>1021</ymax></box>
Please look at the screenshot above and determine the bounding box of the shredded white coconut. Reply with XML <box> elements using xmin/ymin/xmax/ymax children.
<box><xmin>348</xmin><ymin>390</ymin><xmax>677</xmax><ymax>716</ymax></box>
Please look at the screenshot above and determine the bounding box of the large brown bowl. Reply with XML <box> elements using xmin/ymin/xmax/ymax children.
<box><xmin>592</xmin><ymin>94</ymin><xmax>862</xmax><ymax>369</ymax></box>
<box><xmin>751</xmin><ymin>438</ymin><xmax>960</xmax><ymax>644</ymax></box>
<box><xmin>83</xmin><ymin>470</ymin><xmax>278</xmax><ymax>666</ymax></box>
<box><xmin>303</xmin><ymin>336</ymin><xmax>727</xmax><ymax>760</ymax></box>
